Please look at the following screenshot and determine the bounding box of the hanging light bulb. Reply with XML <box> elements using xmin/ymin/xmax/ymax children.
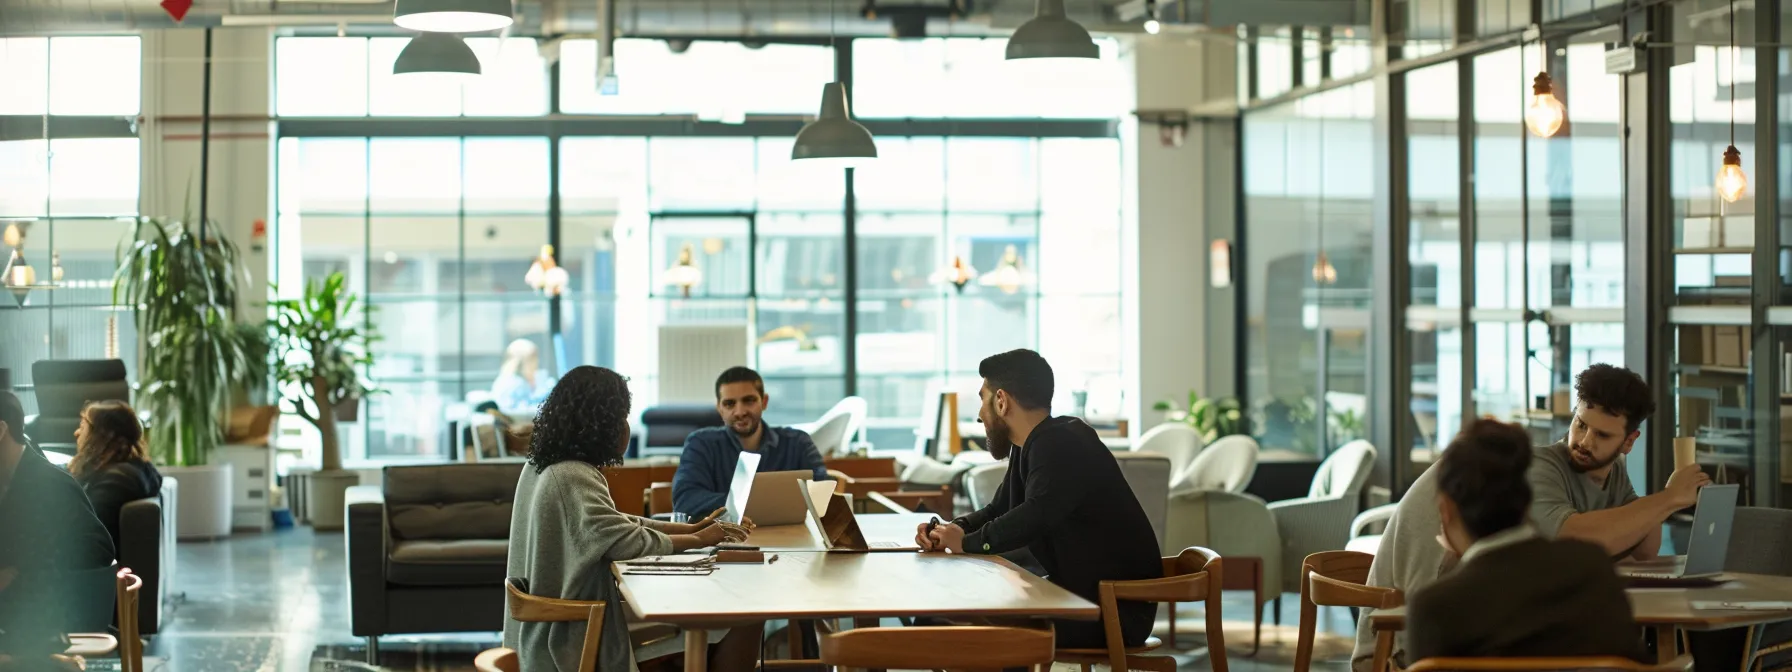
<box><xmin>1716</xmin><ymin>0</ymin><xmax>1746</xmax><ymax>204</ymax></box>
<box><xmin>978</xmin><ymin>245</ymin><xmax>1032</xmax><ymax>294</ymax></box>
<box><xmin>929</xmin><ymin>255</ymin><xmax>978</xmax><ymax>293</ymax></box>
<box><xmin>523</xmin><ymin>244</ymin><xmax>569</xmax><ymax>297</ymax></box>
<box><xmin>49</xmin><ymin>252</ymin><xmax>63</xmax><ymax>284</ymax></box>
<box><xmin>2</xmin><ymin>223</ymin><xmax>21</xmax><ymax>248</ymax></box>
<box><xmin>663</xmin><ymin>243</ymin><xmax>703</xmax><ymax>298</ymax></box>
<box><xmin>1311</xmin><ymin>251</ymin><xmax>1337</xmax><ymax>285</ymax></box>
<box><xmin>1142</xmin><ymin>0</ymin><xmax>1160</xmax><ymax>34</ymax></box>
<box><xmin>1525</xmin><ymin>71</ymin><xmax>1565</xmax><ymax>138</ymax></box>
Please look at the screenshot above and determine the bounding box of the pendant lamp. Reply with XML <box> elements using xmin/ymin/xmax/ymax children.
<box><xmin>393</xmin><ymin>33</ymin><xmax>482</xmax><ymax>79</ymax></box>
<box><xmin>1717</xmin><ymin>0</ymin><xmax>1747</xmax><ymax>203</ymax></box>
<box><xmin>393</xmin><ymin>0</ymin><xmax>513</xmax><ymax>33</ymax></box>
<box><xmin>793</xmin><ymin>0</ymin><xmax>877</xmax><ymax>167</ymax></box>
<box><xmin>1006</xmin><ymin>0</ymin><xmax>1099</xmax><ymax>61</ymax></box>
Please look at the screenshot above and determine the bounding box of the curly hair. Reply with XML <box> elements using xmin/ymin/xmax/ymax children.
<box><xmin>527</xmin><ymin>365</ymin><xmax>632</xmax><ymax>473</ymax></box>
<box><xmin>1575</xmin><ymin>363</ymin><xmax>1655</xmax><ymax>434</ymax></box>
<box><xmin>70</xmin><ymin>400</ymin><xmax>148</xmax><ymax>478</ymax></box>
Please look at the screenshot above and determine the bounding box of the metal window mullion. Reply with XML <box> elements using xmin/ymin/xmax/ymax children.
<box><xmin>1459</xmin><ymin>54</ymin><xmax>1477</xmax><ymax>427</ymax></box>
<box><xmin>1749</xmin><ymin>2</ymin><xmax>1781</xmax><ymax>508</ymax></box>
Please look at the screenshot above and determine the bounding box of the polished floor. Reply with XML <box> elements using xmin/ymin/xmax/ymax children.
<box><xmin>142</xmin><ymin>527</ymin><xmax>1358</xmax><ymax>671</ymax></box>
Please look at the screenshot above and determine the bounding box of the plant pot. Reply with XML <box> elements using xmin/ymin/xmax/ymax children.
<box><xmin>306</xmin><ymin>470</ymin><xmax>360</xmax><ymax>531</ymax></box>
<box><xmin>334</xmin><ymin>397</ymin><xmax>361</xmax><ymax>423</ymax></box>
<box><xmin>162</xmin><ymin>465</ymin><xmax>234</xmax><ymax>540</ymax></box>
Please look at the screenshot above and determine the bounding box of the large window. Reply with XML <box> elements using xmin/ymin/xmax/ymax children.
<box><xmin>0</xmin><ymin>36</ymin><xmax>143</xmax><ymax>414</ymax></box>
<box><xmin>275</xmin><ymin>37</ymin><xmax>1124</xmax><ymax>463</ymax></box>
<box><xmin>275</xmin><ymin>37</ymin><xmax>549</xmax><ymax>117</ymax></box>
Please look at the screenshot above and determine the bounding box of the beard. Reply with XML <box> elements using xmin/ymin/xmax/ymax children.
<box><xmin>985</xmin><ymin>419</ymin><xmax>1013</xmax><ymax>460</ymax></box>
<box><xmin>729</xmin><ymin>416</ymin><xmax>761</xmax><ymax>438</ymax></box>
<box><xmin>1567</xmin><ymin>443</ymin><xmax>1620</xmax><ymax>473</ymax></box>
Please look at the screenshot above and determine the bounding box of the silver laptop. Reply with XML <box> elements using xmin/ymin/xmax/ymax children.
<box><xmin>1622</xmin><ymin>484</ymin><xmax>1738</xmax><ymax>585</ymax></box>
<box><xmin>721</xmin><ymin>451</ymin><xmax>814</xmax><ymax>527</ymax></box>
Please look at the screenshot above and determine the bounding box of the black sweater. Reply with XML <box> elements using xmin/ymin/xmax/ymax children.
<box><xmin>77</xmin><ymin>458</ymin><xmax>163</xmax><ymax>557</ymax></box>
<box><xmin>953</xmin><ymin>416</ymin><xmax>1162</xmax><ymax>645</ymax></box>
<box><xmin>0</xmin><ymin>446</ymin><xmax>115</xmax><ymax>654</ymax></box>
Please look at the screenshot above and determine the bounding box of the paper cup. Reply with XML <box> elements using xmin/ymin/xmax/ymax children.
<box><xmin>1673</xmin><ymin>437</ymin><xmax>1698</xmax><ymax>470</ymax></box>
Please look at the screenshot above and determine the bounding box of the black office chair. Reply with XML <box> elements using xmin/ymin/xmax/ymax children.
<box><xmin>26</xmin><ymin>359</ymin><xmax>129</xmax><ymax>454</ymax></box>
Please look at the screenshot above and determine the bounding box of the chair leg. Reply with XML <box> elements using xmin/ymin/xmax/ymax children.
<box><xmin>364</xmin><ymin>636</ymin><xmax>380</xmax><ymax>664</ymax></box>
<box><xmin>1166</xmin><ymin>601</ymin><xmax>1177</xmax><ymax>648</ymax></box>
<box><xmin>1273</xmin><ymin>597</ymin><xmax>1282</xmax><ymax>626</ymax></box>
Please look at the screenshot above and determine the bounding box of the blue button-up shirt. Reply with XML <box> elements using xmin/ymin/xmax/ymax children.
<box><xmin>670</xmin><ymin>425</ymin><xmax>829</xmax><ymax>519</ymax></box>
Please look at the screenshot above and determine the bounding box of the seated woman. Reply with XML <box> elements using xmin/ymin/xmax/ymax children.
<box><xmin>1407</xmin><ymin>418</ymin><xmax>1646</xmax><ymax>663</ymax></box>
<box><xmin>68</xmin><ymin>400</ymin><xmax>163</xmax><ymax>556</ymax></box>
<box><xmin>504</xmin><ymin>365</ymin><xmax>756</xmax><ymax>672</ymax></box>
<box><xmin>492</xmin><ymin>339</ymin><xmax>556</xmax><ymax>414</ymax></box>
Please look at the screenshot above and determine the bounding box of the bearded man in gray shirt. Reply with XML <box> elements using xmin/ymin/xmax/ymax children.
<box><xmin>1351</xmin><ymin>364</ymin><xmax>1711</xmax><ymax>671</ymax></box>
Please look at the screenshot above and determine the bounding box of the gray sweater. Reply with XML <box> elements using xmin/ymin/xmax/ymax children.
<box><xmin>505</xmin><ymin>460</ymin><xmax>674</xmax><ymax>672</ymax></box>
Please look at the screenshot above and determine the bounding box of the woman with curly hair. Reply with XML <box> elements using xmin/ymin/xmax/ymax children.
<box><xmin>69</xmin><ymin>400</ymin><xmax>162</xmax><ymax>557</ymax></box>
<box><xmin>504</xmin><ymin>366</ymin><xmax>754</xmax><ymax>672</ymax></box>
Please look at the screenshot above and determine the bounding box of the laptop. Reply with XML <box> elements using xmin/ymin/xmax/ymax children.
<box><xmin>1620</xmin><ymin>484</ymin><xmax>1739</xmax><ymax>587</ymax></box>
<box><xmin>798</xmin><ymin>479</ymin><xmax>921</xmax><ymax>552</ymax></box>
<box><xmin>721</xmin><ymin>451</ymin><xmax>813</xmax><ymax>527</ymax></box>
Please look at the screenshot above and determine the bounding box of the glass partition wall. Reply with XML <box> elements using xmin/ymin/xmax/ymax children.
<box><xmin>1238</xmin><ymin>0</ymin><xmax>1787</xmax><ymax>506</ymax></box>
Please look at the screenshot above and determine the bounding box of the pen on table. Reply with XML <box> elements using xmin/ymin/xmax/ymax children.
<box><xmin>924</xmin><ymin>516</ymin><xmax>941</xmax><ymax>550</ymax></box>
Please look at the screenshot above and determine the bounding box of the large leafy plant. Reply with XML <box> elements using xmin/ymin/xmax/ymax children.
<box><xmin>269</xmin><ymin>272</ymin><xmax>376</xmax><ymax>472</ymax></box>
<box><xmin>113</xmin><ymin>218</ymin><xmax>251</xmax><ymax>467</ymax></box>
<box><xmin>1152</xmin><ymin>390</ymin><xmax>1246</xmax><ymax>444</ymax></box>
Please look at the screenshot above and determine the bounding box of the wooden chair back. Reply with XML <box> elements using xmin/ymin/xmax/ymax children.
<box><xmin>1404</xmin><ymin>655</ymin><xmax>1693</xmax><ymax>672</ymax></box>
<box><xmin>1071</xmin><ymin>547</ymin><xmax>1227</xmax><ymax>672</ymax></box>
<box><xmin>823</xmin><ymin>457</ymin><xmax>898</xmax><ymax>479</ymax></box>
<box><xmin>644</xmin><ymin>482</ymin><xmax>672</xmax><ymax>516</ymax></box>
<box><xmin>1295</xmin><ymin>551</ymin><xmax>1400</xmax><ymax>672</ymax></box>
<box><xmin>820</xmin><ymin>626</ymin><xmax>1055</xmax><ymax>671</ymax></box>
<box><xmin>505</xmin><ymin>578</ymin><xmax>607</xmax><ymax>672</ymax></box>
<box><xmin>600</xmin><ymin>465</ymin><xmax>675</xmax><ymax>516</ymax></box>
<box><xmin>474</xmin><ymin>647</ymin><xmax>521</xmax><ymax>672</ymax></box>
<box><xmin>116</xmin><ymin>568</ymin><xmax>144</xmax><ymax>672</ymax></box>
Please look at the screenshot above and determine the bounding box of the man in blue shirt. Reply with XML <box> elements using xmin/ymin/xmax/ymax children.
<box><xmin>671</xmin><ymin>367</ymin><xmax>829</xmax><ymax>520</ymax></box>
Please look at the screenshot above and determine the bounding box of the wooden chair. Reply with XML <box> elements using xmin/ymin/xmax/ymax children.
<box><xmin>643</xmin><ymin>482</ymin><xmax>673</xmax><ymax>517</ymax></box>
<box><xmin>1404</xmin><ymin>655</ymin><xmax>1694</xmax><ymax>672</ymax></box>
<box><xmin>474</xmin><ymin>647</ymin><xmax>520</xmax><ymax>672</ymax></box>
<box><xmin>819</xmin><ymin>625</ymin><xmax>1056</xmax><ymax>672</ymax></box>
<box><xmin>1293</xmin><ymin>551</ymin><xmax>1401</xmax><ymax>672</ymax></box>
<box><xmin>115</xmin><ymin>568</ymin><xmax>144</xmax><ymax>672</ymax></box>
<box><xmin>1056</xmin><ymin>547</ymin><xmax>1228</xmax><ymax>672</ymax></box>
<box><xmin>505</xmin><ymin>577</ymin><xmax>607</xmax><ymax>672</ymax></box>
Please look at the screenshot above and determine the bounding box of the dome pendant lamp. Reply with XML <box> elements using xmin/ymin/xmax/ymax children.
<box><xmin>393</xmin><ymin>0</ymin><xmax>513</xmax><ymax>33</ymax></box>
<box><xmin>393</xmin><ymin>32</ymin><xmax>482</xmax><ymax>79</ymax></box>
<box><xmin>793</xmin><ymin>0</ymin><xmax>877</xmax><ymax>168</ymax></box>
<box><xmin>1005</xmin><ymin>0</ymin><xmax>1099</xmax><ymax>61</ymax></box>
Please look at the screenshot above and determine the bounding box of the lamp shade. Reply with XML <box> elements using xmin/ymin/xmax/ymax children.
<box><xmin>393</xmin><ymin>0</ymin><xmax>513</xmax><ymax>33</ymax></box>
<box><xmin>1005</xmin><ymin>0</ymin><xmax>1099</xmax><ymax>61</ymax></box>
<box><xmin>393</xmin><ymin>33</ymin><xmax>482</xmax><ymax>79</ymax></box>
<box><xmin>792</xmin><ymin>82</ymin><xmax>878</xmax><ymax>169</ymax></box>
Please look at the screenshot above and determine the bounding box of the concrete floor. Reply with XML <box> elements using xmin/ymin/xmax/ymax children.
<box><xmin>140</xmin><ymin>527</ymin><xmax>1360</xmax><ymax>671</ymax></box>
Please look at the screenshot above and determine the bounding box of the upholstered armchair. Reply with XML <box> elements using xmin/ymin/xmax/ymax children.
<box><xmin>1266</xmin><ymin>440</ymin><xmax>1377</xmax><ymax>594</ymax></box>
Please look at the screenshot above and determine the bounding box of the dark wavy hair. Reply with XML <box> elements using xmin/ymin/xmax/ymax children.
<box><xmin>1437</xmin><ymin>418</ymin><xmax>1534</xmax><ymax>539</ymax></box>
<box><xmin>70</xmin><ymin>400</ymin><xmax>148</xmax><ymax>478</ymax></box>
<box><xmin>1576</xmin><ymin>363</ymin><xmax>1654</xmax><ymax>434</ymax></box>
<box><xmin>526</xmin><ymin>365</ymin><xmax>632</xmax><ymax>473</ymax></box>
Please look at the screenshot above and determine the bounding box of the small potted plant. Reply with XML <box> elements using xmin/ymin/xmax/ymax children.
<box><xmin>1152</xmin><ymin>390</ymin><xmax>1246</xmax><ymax>444</ymax></box>
<box><xmin>269</xmin><ymin>272</ymin><xmax>376</xmax><ymax>530</ymax></box>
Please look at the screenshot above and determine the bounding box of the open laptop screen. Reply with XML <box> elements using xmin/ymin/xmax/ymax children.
<box><xmin>723</xmin><ymin>451</ymin><xmax>762</xmax><ymax>523</ymax></box>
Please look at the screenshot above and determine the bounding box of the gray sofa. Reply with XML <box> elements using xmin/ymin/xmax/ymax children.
<box><xmin>347</xmin><ymin>462</ymin><xmax>523</xmax><ymax>661</ymax></box>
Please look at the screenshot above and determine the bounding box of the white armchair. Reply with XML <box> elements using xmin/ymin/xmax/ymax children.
<box><xmin>963</xmin><ymin>460</ymin><xmax>1009</xmax><ymax>510</ymax></box>
<box><xmin>1347</xmin><ymin>503</ymin><xmax>1398</xmax><ymax>554</ymax></box>
<box><xmin>1175</xmin><ymin>435</ymin><xmax>1259</xmax><ymax>494</ymax></box>
<box><xmin>1132</xmin><ymin>423</ymin><xmax>1204</xmax><ymax>495</ymax></box>
<box><xmin>1267</xmin><ymin>440</ymin><xmax>1378</xmax><ymax>593</ymax></box>
<box><xmin>1113</xmin><ymin>452</ymin><xmax>1171</xmax><ymax>546</ymax></box>
<box><xmin>792</xmin><ymin>396</ymin><xmax>867</xmax><ymax>457</ymax></box>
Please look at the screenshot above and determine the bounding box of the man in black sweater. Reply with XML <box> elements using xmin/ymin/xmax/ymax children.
<box><xmin>917</xmin><ymin>349</ymin><xmax>1162</xmax><ymax>649</ymax></box>
<box><xmin>0</xmin><ymin>391</ymin><xmax>116</xmax><ymax>661</ymax></box>
<box><xmin>1407</xmin><ymin>418</ymin><xmax>1646</xmax><ymax>663</ymax></box>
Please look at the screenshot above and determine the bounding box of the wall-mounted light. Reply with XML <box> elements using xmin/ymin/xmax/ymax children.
<box><xmin>663</xmin><ymin>243</ymin><xmax>703</xmax><ymax>298</ymax></box>
<box><xmin>524</xmin><ymin>244</ymin><xmax>569</xmax><ymax>297</ymax></box>
<box><xmin>978</xmin><ymin>245</ymin><xmax>1032</xmax><ymax>294</ymax></box>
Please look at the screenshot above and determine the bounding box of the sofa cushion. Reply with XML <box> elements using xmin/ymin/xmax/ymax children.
<box><xmin>384</xmin><ymin>463</ymin><xmax>525</xmax><ymax>541</ymax></box>
<box><xmin>387</xmin><ymin>539</ymin><xmax>509</xmax><ymax>586</ymax></box>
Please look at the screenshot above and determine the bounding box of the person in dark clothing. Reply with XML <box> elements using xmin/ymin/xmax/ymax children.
<box><xmin>0</xmin><ymin>391</ymin><xmax>116</xmax><ymax>660</ymax></box>
<box><xmin>918</xmin><ymin>349</ymin><xmax>1162</xmax><ymax>649</ymax></box>
<box><xmin>1408</xmin><ymin>418</ymin><xmax>1646</xmax><ymax>664</ymax></box>
<box><xmin>68</xmin><ymin>400</ymin><xmax>163</xmax><ymax>555</ymax></box>
<box><xmin>671</xmin><ymin>366</ymin><xmax>828</xmax><ymax>520</ymax></box>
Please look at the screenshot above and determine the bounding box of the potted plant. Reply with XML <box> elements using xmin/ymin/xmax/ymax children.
<box><xmin>1152</xmin><ymin>390</ymin><xmax>1246</xmax><ymax>444</ymax></box>
<box><xmin>269</xmin><ymin>271</ymin><xmax>376</xmax><ymax>530</ymax></box>
<box><xmin>114</xmin><ymin>217</ymin><xmax>252</xmax><ymax>539</ymax></box>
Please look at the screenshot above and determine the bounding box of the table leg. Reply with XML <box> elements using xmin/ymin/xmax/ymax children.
<box><xmin>1654</xmin><ymin>625</ymin><xmax>1677</xmax><ymax>664</ymax></box>
<box><xmin>684</xmin><ymin>629</ymin><xmax>709</xmax><ymax>672</ymax></box>
<box><xmin>1372</xmin><ymin>631</ymin><xmax>1394</xmax><ymax>672</ymax></box>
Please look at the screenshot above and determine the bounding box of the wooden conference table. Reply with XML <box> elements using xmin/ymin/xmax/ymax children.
<box><xmin>1369</xmin><ymin>561</ymin><xmax>1792</xmax><ymax>667</ymax></box>
<box><xmin>614</xmin><ymin>513</ymin><xmax>1100</xmax><ymax>672</ymax></box>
